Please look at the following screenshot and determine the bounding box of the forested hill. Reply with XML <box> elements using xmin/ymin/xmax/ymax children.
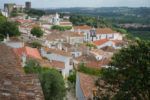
<box><xmin>43</xmin><ymin>7</ymin><xmax>150</xmax><ymax>40</ymax></box>
<box><xmin>44</xmin><ymin>7</ymin><xmax>150</xmax><ymax>25</ymax></box>
<box><xmin>44</xmin><ymin>7</ymin><xmax>150</xmax><ymax>24</ymax></box>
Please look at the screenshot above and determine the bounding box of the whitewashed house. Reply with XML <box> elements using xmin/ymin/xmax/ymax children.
<box><xmin>3</xmin><ymin>35</ymin><xmax>24</xmax><ymax>48</ymax></box>
<box><xmin>19</xmin><ymin>26</ymin><xmax>31</xmax><ymax>35</ymax></box>
<box><xmin>44</xmin><ymin>31</ymin><xmax>65</xmax><ymax>48</ymax></box>
<box><xmin>73</xmin><ymin>26</ymin><xmax>123</xmax><ymax>42</ymax></box>
<box><xmin>73</xmin><ymin>25</ymin><xmax>92</xmax><ymax>42</ymax></box>
<box><xmin>90</xmin><ymin>49</ymin><xmax>113</xmax><ymax>61</ymax></box>
<box><xmin>92</xmin><ymin>28</ymin><xmax>123</xmax><ymax>41</ymax></box>
<box><xmin>92</xmin><ymin>39</ymin><xmax>123</xmax><ymax>49</ymax></box>
<box><xmin>87</xmin><ymin>28</ymin><xmax>123</xmax><ymax>42</ymax></box>
<box><xmin>0</xmin><ymin>10</ymin><xmax>8</xmax><ymax>17</ymax></box>
<box><xmin>63</xmin><ymin>31</ymin><xmax>84</xmax><ymax>45</ymax></box>
<box><xmin>40</xmin><ymin>48</ymin><xmax>73</xmax><ymax>78</ymax></box>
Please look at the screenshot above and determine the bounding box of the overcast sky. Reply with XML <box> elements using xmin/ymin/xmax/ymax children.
<box><xmin>0</xmin><ymin>0</ymin><xmax>150</xmax><ymax>9</ymax></box>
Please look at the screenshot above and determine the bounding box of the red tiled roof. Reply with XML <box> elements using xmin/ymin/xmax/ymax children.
<box><xmin>64</xmin><ymin>31</ymin><xmax>84</xmax><ymax>37</ymax></box>
<box><xmin>60</xmin><ymin>21</ymin><xmax>72</xmax><ymax>26</ymax></box>
<box><xmin>49</xmin><ymin>60</ymin><xmax>65</xmax><ymax>69</ymax></box>
<box><xmin>39</xmin><ymin>60</ymin><xmax>65</xmax><ymax>69</ymax></box>
<box><xmin>0</xmin><ymin>44</ymin><xmax>44</xmax><ymax>100</ymax></box>
<box><xmin>0</xmin><ymin>44</ymin><xmax>23</xmax><ymax>74</ymax></box>
<box><xmin>74</xmin><ymin>25</ymin><xmax>92</xmax><ymax>30</ymax></box>
<box><xmin>111</xmin><ymin>40</ymin><xmax>124</xmax><ymax>44</ymax></box>
<box><xmin>86</xmin><ymin>61</ymin><xmax>102</xmax><ymax>69</ymax></box>
<box><xmin>101</xmin><ymin>46</ymin><xmax>116</xmax><ymax>52</ymax></box>
<box><xmin>14</xmin><ymin>46</ymin><xmax>42</xmax><ymax>60</ymax></box>
<box><xmin>96</xmin><ymin>28</ymin><xmax>116</xmax><ymax>34</ymax></box>
<box><xmin>20</xmin><ymin>24</ymin><xmax>39</xmax><ymax>29</ymax></box>
<box><xmin>45</xmin><ymin>48</ymin><xmax>71</xmax><ymax>57</ymax></box>
<box><xmin>25</xmin><ymin>46</ymin><xmax>42</xmax><ymax>59</ymax></box>
<box><xmin>85</xmin><ymin>59</ymin><xmax>110</xmax><ymax>69</ymax></box>
<box><xmin>16</xmin><ymin>19</ymin><xmax>32</xmax><ymax>23</ymax></box>
<box><xmin>92</xmin><ymin>39</ymin><xmax>109</xmax><ymax>46</ymax></box>
<box><xmin>78</xmin><ymin>72</ymin><xmax>96</xmax><ymax>98</ymax></box>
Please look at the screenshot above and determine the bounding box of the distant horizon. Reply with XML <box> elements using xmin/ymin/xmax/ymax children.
<box><xmin>0</xmin><ymin>0</ymin><xmax>150</xmax><ymax>9</ymax></box>
<box><xmin>35</xmin><ymin>6</ymin><xmax>150</xmax><ymax>9</ymax></box>
<box><xmin>0</xmin><ymin>5</ymin><xmax>150</xmax><ymax>10</ymax></box>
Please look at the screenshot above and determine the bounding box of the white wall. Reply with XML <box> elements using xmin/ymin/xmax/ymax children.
<box><xmin>97</xmin><ymin>41</ymin><xmax>115</xmax><ymax>49</ymax></box>
<box><xmin>71</xmin><ymin>51</ymin><xmax>82</xmax><ymax>58</ymax></box>
<box><xmin>95</xmin><ymin>55</ymin><xmax>103</xmax><ymax>61</ymax></box>
<box><xmin>5</xmin><ymin>42</ymin><xmax>24</xmax><ymax>48</ymax></box>
<box><xmin>41</xmin><ymin>48</ymin><xmax>73</xmax><ymax>78</ymax></box>
<box><xmin>69</xmin><ymin>37</ymin><xmax>84</xmax><ymax>45</ymax></box>
<box><xmin>76</xmin><ymin>73</ymin><xmax>85</xmax><ymax>100</ymax></box>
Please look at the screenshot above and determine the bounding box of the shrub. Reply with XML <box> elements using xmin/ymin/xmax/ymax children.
<box><xmin>78</xmin><ymin>63</ymin><xmax>101</xmax><ymax>76</ymax></box>
<box><xmin>51</xmin><ymin>25</ymin><xmax>72</xmax><ymax>31</ymax></box>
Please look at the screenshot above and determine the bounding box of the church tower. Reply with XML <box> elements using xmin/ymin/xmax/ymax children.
<box><xmin>52</xmin><ymin>12</ymin><xmax>60</xmax><ymax>25</ymax></box>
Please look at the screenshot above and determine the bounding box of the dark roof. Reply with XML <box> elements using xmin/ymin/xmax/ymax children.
<box><xmin>0</xmin><ymin>44</ymin><xmax>44</xmax><ymax>100</ymax></box>
<box><xmin>101</xmin><ymin>46</ymin><xmax>117</xmax><ymax>52</ymax></box>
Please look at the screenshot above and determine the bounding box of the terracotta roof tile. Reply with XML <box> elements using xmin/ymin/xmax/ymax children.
<box><xmin>16</xmin><ymin>19</ymin><xmax>33</xmax><ymax>23</ymax></box>
<box><xmin>78</xmin><ymin>72</ymin><xmax>97</xmax><ymax>98</ymax></box>
<box><xmin>14</xmin><ymin>46</ymin><xmax>42</xmax><ymax>60</ymax></box>
<box><xmin>63</xmin><ymin>31</ymin><xmax>84</xmax><ymax>37</ymax></box>
<box><xmin>74</xmin><ymin>25</ymin><xmax>92</xmax><ymax>30</ymax></box>
<box><xmin>39</xmin><ymin>60</ymin><xmax>65</xmax><ymax>69</ymax></box>
<box><xmin>101</xmin><ymin>46</ymin><xmax>116</xmax><ymax>52</ymax></box>
<box><xmin>0</xmin><ymin>44</ymin><xmax>23</xmax><ymax>74</ymax></box>
<box><xmin>90</xmin><ymin>49</ymin><xmax>113</xmax><ymax>58</ymax></box>
<box><xmin>85</xmin><ymin>59</ymin><xmax>111</xmax><ymax>69</ymax></box>
<box><xmin>60</xmin><ymin>21</ymin><xmax>72</xmax><ymax>26</ymax></box>
<box><xmin>96</xmin><ymin>28</ymin><xmax>116</xmax><ymax>34</ymax></box>
<box><xmin>45</xmin><ymin>48</ymin><xmax>71</xmax><ymax>57</ymax></box>
<box><xmin>92</xmin><ymin>39</ymin><xmax>109</xmax><ymax>46</ymax></box>
<box><xmin>0</xmin><ymin>44</ymin><xmax>44</xmax><ymax>100</ymax></box>
<box><xmin>45</xmin><ymin>31</ymin><xmax>64</xmax><ymax>41</ymax></box>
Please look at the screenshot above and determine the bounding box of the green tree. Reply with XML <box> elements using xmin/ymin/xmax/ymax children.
<box><xmin>2</xmin><ymin>21</ymin><xmax>20</xmax><ymax>36</ymax></box>
<box><xmin>31</xmin><ymin>27</ymin><xmax>43</xmax><ymax>37</ymax></box>
<box><xmin>69</xmin><ymin>15</ymin><xmax>111</xmax><ymax>28</ymax></box>
<box><xmin>39</xmin><ymin>69</ymin><xmax>66</xmax><ymax>100</ymax></box>
<box><xmin>0</xmin><ymin>21</ymin><xmax>20</xmax><ymax>37</ymax></box>
<box><xmin>24</xmin><ymin>60</ymin><xmax>66</xmax><ymax>100</ymax></box>
<box><xmin>0</xmin><ymin>34</ymin><xmax>4</xmax><ymax>41</ymax></box>
<box><xmin>30</xmin><ymin>41</ymin><xmax>42</xmax><ymax>49</ymax></box>
<box><xmin>0</xmin><ymin>15</ymin><xmax>7</xmax><ymax>25</ymax></box>
<box><xmin>24</xmin><ymin>59</ymin><xmax>42</xmax><ymax>73</ymax></box>
<box><xmin>68</xmin><ymin>70</ymin><xmax>76</xmax><ymax>84</ymax></box>
<box><xmin>25</xmin><ymin>8</ymin><xmax>45</xmax><ymax>17</ymax></box>
<box><xmin>10</xmin><ymin>10</ymin><xmax>18</xmax><ymax>17</ymax></box>
<box><xmin>0</xmin><ymin>14</ymin><xmax>20</xmax><ymax>40</ymax></box>
<box><xmin>97</xmin><ymin>40</ymin><xmax>150</xmax><ymax>100</ymax></box>
<box><xmin>51</xmin><ymin>25</ymin><xmax>72</xmax><ymax>31</ymax></box>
